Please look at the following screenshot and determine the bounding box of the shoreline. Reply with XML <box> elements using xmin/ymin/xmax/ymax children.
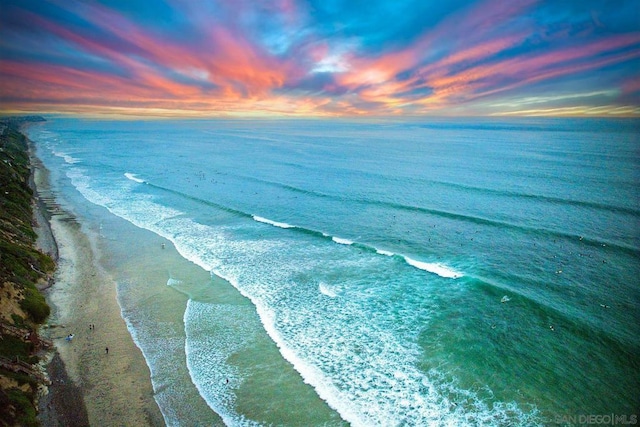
<box><xmin>28</xmin><ymin>137</ymin><xmax>89</xmax><ymax>426</ymax></box>
<box><xmin>29</xmin><ymin>139</ymin><xmax>164</xmax><ymax>426</ymax></box>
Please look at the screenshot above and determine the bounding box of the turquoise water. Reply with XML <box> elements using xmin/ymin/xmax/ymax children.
<box><xmin>29</xmin><ymin>118</ymin><xmax>640</xmax><ymax>425</ymax></box>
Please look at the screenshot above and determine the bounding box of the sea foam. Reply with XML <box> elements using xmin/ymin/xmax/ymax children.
<box><xmin>64</xmin><ymin>165</ymin><xmax>488</xmax><ymax>426</ymax></box>
<box><xmin>252</xmin><ymin>215</ymin><xmax>294</xmax><ymax>229</ymax></box>
<box><xmin>52</xmin><ymin>150</ymin><xmax>80</xmax><ymax>164</ymax></box>
<box><xmin>319</xmin><ymin>282</ymin><xmax>338</xmax><ymax>298</ymax></box>
<box><xmin>332</xmin><ymin>236</ymin><xmax>354</xmax><ymax>245</ymax></box>
<box><xmin>403</xmin><ymin>256</ymin><xmax>462</xmax><ymax>279</ymax></box>
<box><xmin>184</xmin><ymin>301</ymin><xmax>261</xmax><ymax>427</ymax></box>
<box><xmin>125</xmin><ymin>172</ymin><xmax>146</xmax><ymax>183</ymax></box>
<box><xmin>54</xmin><ymin>142</ymin><xmax>532</xmax><ymax>427</ymax></box>
<box><xmin>376</xmin><ymin>249</ymin><xmax>395</xmax><ymax>256</ymax></box>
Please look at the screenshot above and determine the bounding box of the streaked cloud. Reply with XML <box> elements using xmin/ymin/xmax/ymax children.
<box><xmin>0</xmin><ymin>0</ymin><xmax>638</xmax><ymax>117</ymax></box>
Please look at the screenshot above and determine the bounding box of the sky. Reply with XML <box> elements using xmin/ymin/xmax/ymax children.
<box><xmin>1</xmin><ymin>0</ymin><xmax>639</xmax><ymax>118</ymax></box>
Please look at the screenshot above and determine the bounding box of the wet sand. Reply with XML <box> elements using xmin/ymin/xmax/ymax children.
<box><xmin>31</xmin><ymin>145</ymin><xmax>164</xmax><ymax>426</ymax></box>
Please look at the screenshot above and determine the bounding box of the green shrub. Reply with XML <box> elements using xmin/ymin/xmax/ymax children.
<box><xmin>6</xmin><ymin>388</ymin><xmax>39</xmax><ymax>427</ymax></box>
<box><xmin>11</xmin><ymin>314</ymin><xmax>25</xmax><ymax>328</ymax></box>
<box><xmin>1</xmin><ymin>369</ymin><xmax>38</xmax><ymax>388</ymax></box>
<box><xmin>0</xmin><ymin>334</ymin><xmax>32</xmax><ymax>359</ymax></box>
<box><xmin>0</xmin><ymin>240</ymin><xmax>54</xmax><ymax>289</ymax></box>
<box><xmin>37</xmin><ymin>252</ymin><xmax>55</xmax><ymax>273</ymax></box>
<box><xmin>19</xmin><ymin>286</ymin><xmax>50</xmax><ymax>323</ymax></box>
<box><xmin>0</xmin><ymin>117</ymin><xmax>48</xmax><ymax>427</ymax></box>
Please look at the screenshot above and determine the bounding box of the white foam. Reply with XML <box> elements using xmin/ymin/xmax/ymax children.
<box><xmin>332</xmin><ymin>236</ymin><xmax>353</xmax><ymax>245</ymax></box>
<box><xmin>376</xmin><ymin>249</ymin><xmax>395</xmax><ymax>256</ymax></box>
<box><xmin>52</xmin><ymin>150</ymin><xmax>80</xmax><ymax>164</ymax></box>
<box><xmin>57</xmin><ymin>156</ymin><xmax>535</xmax><ymax>427</ymax></box>
<box><xmin>252</xmin><ymin>215</ymin><xmax>294</xmax><ymax>229</ymax></box>
<box><xmin>184</xmin><ymin>300</ymin><xmax>261</xmax><ymax>427</ymax></box>
<box><xmin>125</xmin><ymin>172</ymin><xmax>146</xmax><ymax>183</ymax></box>
<box><xmin>319</xmin><ymin>282</ymin><xmax>337</xmax><ymax>298</ymax></box>
<box><xmin>117</xmin><ymin>282</ymin><xmax>211</xmax><ymax>427</ymax></box>
<box><xmin>166</xmin><ymin>277</ymin><xmax>183</xmax><ymax>287</ymax></box>
<box><xmin>67</xmin><ymin>169</ymin><xmax>183</xmax><ymax>226</ymax></box>
<box><xmin>403</xmin><ymin>256</ymin><xmax>463</xmax><ymax>279</ymax></box>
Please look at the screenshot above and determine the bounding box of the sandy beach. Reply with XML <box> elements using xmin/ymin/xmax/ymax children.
<box><xmin>30</xmin><ymin>145</ymin><xmax>165</xmax><ymax>426</ymax></box>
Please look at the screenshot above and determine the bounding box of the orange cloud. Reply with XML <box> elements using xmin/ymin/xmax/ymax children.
<box><xmin>1</xmin><ymin>0</ymin><xmax>638</xmax><ymax>117</ymax></box>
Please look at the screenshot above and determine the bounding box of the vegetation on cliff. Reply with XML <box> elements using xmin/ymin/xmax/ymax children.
<box><xmin>0</xmin><ymin>116</ymin><xmax>54</xmax><ymax>427</ymax></box>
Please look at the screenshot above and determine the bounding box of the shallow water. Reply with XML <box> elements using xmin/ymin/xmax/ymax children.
<box><xmin>29</xmin><ymin>118</ymin><xmax>640</xmax><ymax>426</ymax></box>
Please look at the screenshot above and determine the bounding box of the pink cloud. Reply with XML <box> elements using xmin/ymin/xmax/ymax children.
<box><xmin>83</xmin><ymin>2</ymin><xmax>304</xmax><ymax>98</ymax></box>
<box><xmin>621</xmin><ymin>76</ymin><xmax>640</xmax><ymax>94</ymax></box>
<box><xmin>334</xmin><ymin>0</ymin><xmax>538</xmax><ymax>100</ymax></box>
<box><xmin>338</xmin><ymin>9</ymin><xmax>640</xmax><ymax>115</ymax></box>
<box><xmin>1</xmin><ymin>0</ymin><xmax>638</xmax><ymax>117</ymax></box>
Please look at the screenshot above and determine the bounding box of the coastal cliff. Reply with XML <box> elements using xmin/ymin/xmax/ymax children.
<box><xmin>0</xmin><ymin>116</ymin><xmax>54</xmax><ymax>427</ymax></box>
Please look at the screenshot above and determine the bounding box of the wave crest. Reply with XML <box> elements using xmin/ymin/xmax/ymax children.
<box><xmin>125</xmin><ymin>172</ymin><xmax>146</xmax><ymax>183</ymax></box>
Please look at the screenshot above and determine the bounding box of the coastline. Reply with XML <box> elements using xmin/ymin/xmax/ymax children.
<box><xmin>29</xmin><ymin>139</ymin><xmax>164</xmax><ymax>426</ymax></box>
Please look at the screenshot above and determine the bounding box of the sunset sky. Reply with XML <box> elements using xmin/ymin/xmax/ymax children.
<box><xmin>1</xmin><ymin>0</ymin><xmax>639</xmax><ymax>117</ymax></box>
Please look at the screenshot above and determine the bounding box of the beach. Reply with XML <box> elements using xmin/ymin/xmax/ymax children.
<box><xmin>30</xmin><ymin>143</ymin><xmax>165</xmax><ymax>426</ymax></box>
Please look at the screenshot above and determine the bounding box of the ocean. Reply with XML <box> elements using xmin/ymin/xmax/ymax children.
<box><xmin>28</xmin><ymin>118</ymin><xmax>640</xmax><ymax>426</ymax></box>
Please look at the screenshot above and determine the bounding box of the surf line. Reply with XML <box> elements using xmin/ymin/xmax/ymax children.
<box><xmin>251</xmin><ymin>214</ymin><xmax>464</xmax><ymax>279</ymax></box>
<box><xmin>124</xmin><ymin>172</ymin><xmax>146</xmax><ymax>184</ymax></box>
<box><xmin>252</xmin><ymin>215</ymin><xmax>295</xmax><ymax>229</ymax></box>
